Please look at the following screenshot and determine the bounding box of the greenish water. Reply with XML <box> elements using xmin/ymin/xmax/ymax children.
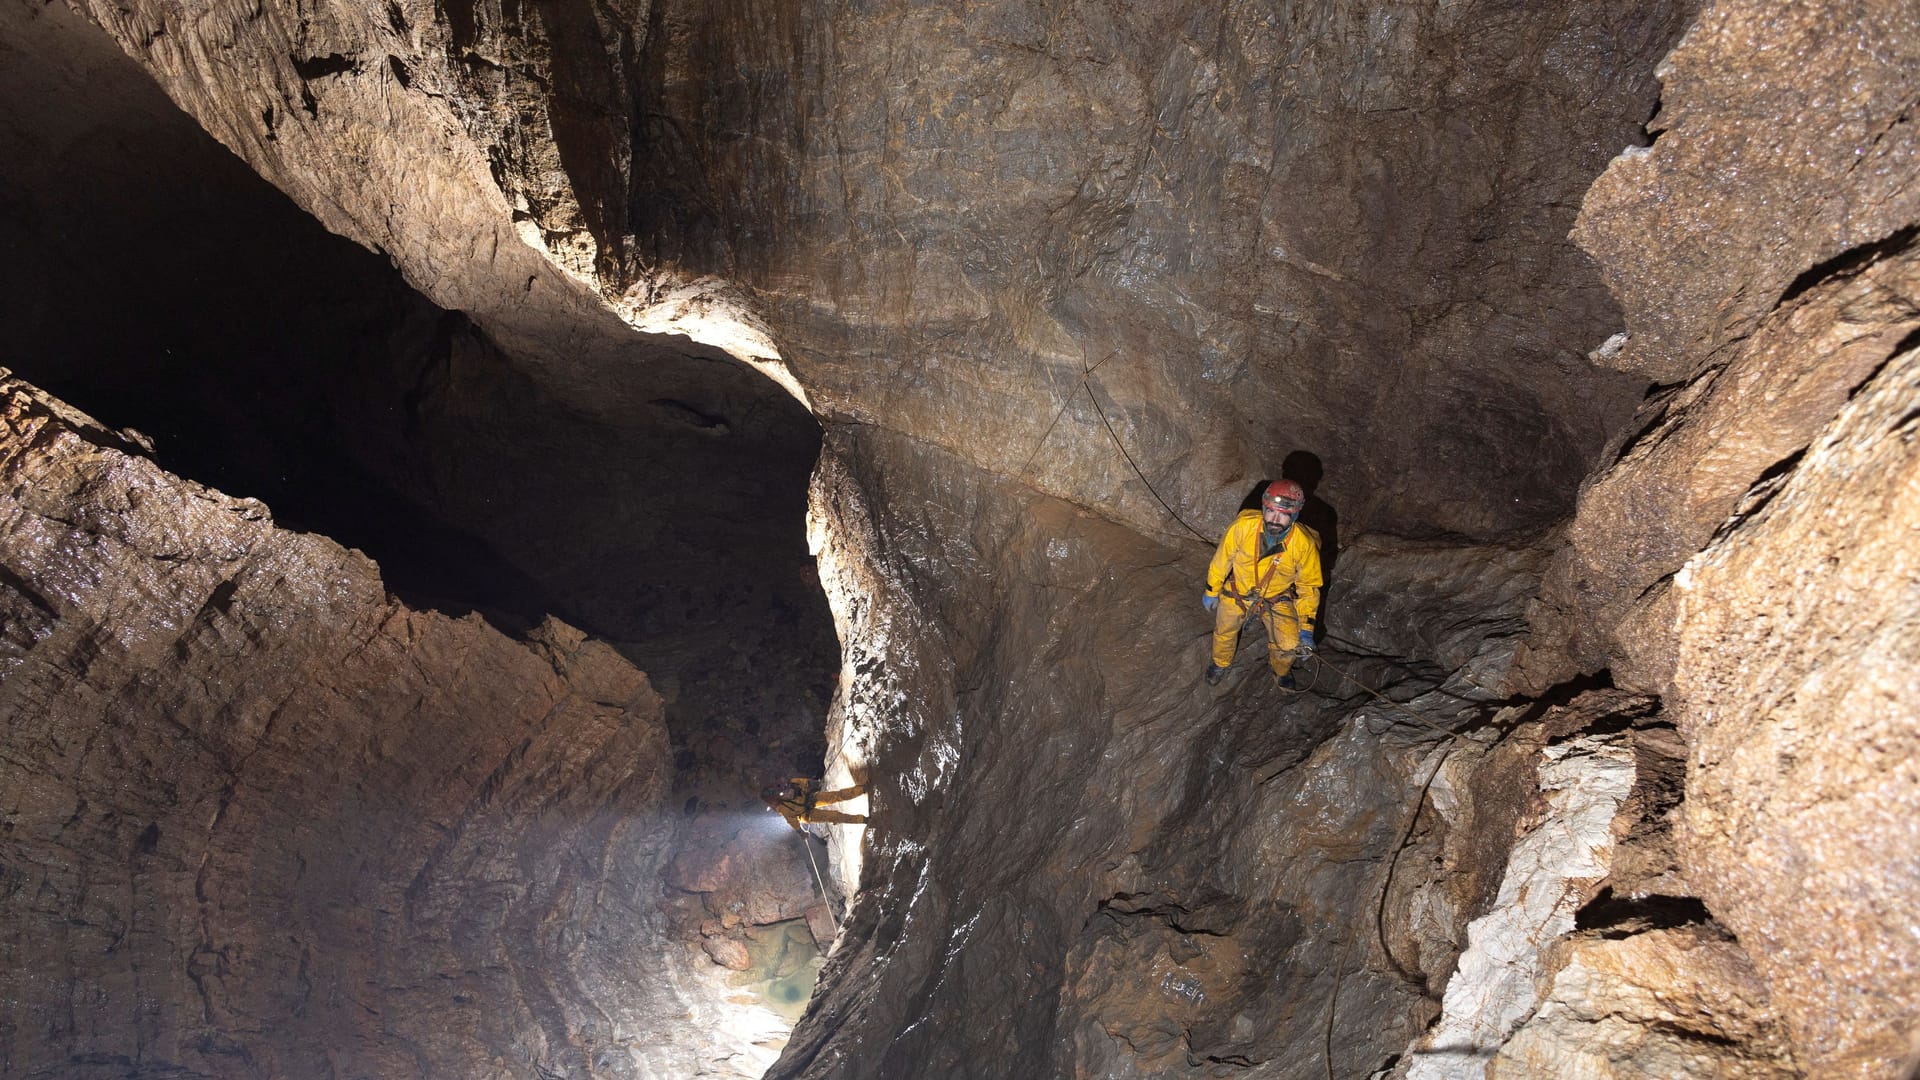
<box><xmin>726</xmin><ymin>918</ymin><xmax>825</xmax><ymax>1024</ymax></box>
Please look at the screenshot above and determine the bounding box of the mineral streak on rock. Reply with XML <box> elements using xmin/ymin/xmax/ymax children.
<box><xmin>1403</xmin><ymin>725</ymin><xmax>1636</xmax><ymax>1079</ymax></box>
<box><xmin>0</xmin><ymin>373</ymin><xmax>683</xmax><ymax>1077</ymax></box>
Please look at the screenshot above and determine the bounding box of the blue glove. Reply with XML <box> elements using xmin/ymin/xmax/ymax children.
<box><xmin>1202</xmin><ymin>593</ymin><xmax>1219</xmax><ymax>613</ymax></box>
<box><xmin>1297</xmin><ymin>629</ymin><xmax>1316</xmax><ymax>652</ymax></box>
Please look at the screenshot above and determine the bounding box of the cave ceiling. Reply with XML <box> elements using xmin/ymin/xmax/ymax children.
<box><xmin>62</xmin><ymin>0</ymin><xmax>1695</xmax><ymax>541</ymax></box>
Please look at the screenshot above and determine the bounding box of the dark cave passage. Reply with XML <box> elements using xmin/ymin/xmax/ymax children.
<box><xmin>2</xmin><ymin>8</ymin><xmax>850</xmax><ymax>1063</ymax></box>
<box><xmin>1</xmin><ymin>0</ymin><xmax>840</xmax><ymax>801</ymax></box>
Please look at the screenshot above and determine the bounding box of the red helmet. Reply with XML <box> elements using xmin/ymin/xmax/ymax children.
<box><xmin>1262</xmin><ymin>479</ymin><xmax>1305</xmax><ymax>513</ymax></box>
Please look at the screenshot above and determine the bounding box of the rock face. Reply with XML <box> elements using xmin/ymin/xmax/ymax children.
<box><xmin>57</xmin><ymin>0</ymin><xmax>1690</xmax><ymax>543</ymax></box>
<box><xmin>1670</xmin><ymin>342</ymin><xmax>1920</xmax><ymax>1078</ymax></box>
<box><xmin>1492</xmin><ymin>925</ymin><xmax>1800</xmax><ymax>1080</ymax></box>
<box><xmin>655</xmin><ymin>0</ymin><xmax>1694</xmax><ymax>544</ymax></box>
<box><xmin>1510</xmin><ymin>2</ymin><xmax>1920</xmax><ymax>1074</ymax></box>
<box><xmin>0</xmin><ymin>373</ymin><xmax>679</xmax><ymax>1076</ymax></box>
<box><xmin>1515</xmin><ymin>0</ymin><xmax>1920</xmax><ymax>693</ymax></box>
<box><xmin>1405</xmin><ymin>727</ymin><xmax>1638</xmax><ymax>1079</ymax></box>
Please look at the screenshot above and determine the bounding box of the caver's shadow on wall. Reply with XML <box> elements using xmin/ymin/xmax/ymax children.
<box><xmin>1237</xmin><ymin>450</ymin><xmax>1340</xmax><ymax>624</ymax></box>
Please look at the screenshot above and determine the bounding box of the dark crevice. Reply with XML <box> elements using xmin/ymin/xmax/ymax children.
<box><xmin>1608</xmin><ymin>374</ymin><xmax>1703</xmax><ymax>467</ymax></box>
<box><xmin>291</xmin><ymin>53</ymin><xmax>358</xmax><ymax>80</ymax></box>
<box><xmin>1777</xmin><ymin>225</ymin><xmax>1920</xmax><ymax>308</ymax></box>
<box><xmin>1498</xmin><ymin>669</ymin><xmax>1616</xmax><ymax>729</ymax></box>
<box><xmin>1574</xmin><ymin>887</ymin><xmax>1714</xmax><ymax>935</ymax></box>
<box><xmin>1705</xmin><ymin>448</ymin><xmax>1806</xmax><ymax>545</ymax></box>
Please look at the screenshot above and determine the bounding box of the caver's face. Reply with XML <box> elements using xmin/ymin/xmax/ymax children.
<box><xmin>1262</xmin><ymin>499</ymin><xmax>1299</xmax><ymax>530</ymax></box>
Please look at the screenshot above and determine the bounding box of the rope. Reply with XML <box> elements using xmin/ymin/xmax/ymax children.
<box><xmin>1301</xmin><ymin>651</ymin><xmax>1467</xmax><ymax>742</ymax></box>
<box><xmin>1322</xmin><ymin>927</ymin><xmax>1355</xmax><ymax>1080</ymax></box>
<box><xmin>1375</xmin><ymin>746</ymin><xmax>1455</xmax><ymax>988</ymax></box>
<box><xmin>1082</xmin><ymin>377</ymin><xmax>1215</xmax><ymax>544</ymax></box>
<box><xmin>800</xmin><ymin>833</ymin><xmax>841</xmax><ymax>937</ymax></box>
<box><xmin>1020</xmin><ymin>348</ymin><xmax>1215</xmax><ymax>545</ymax></box>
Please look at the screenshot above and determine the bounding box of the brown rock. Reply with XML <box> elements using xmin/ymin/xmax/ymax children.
<box><xmin>1517</xmin><ymin>0</ymin><xmax>1920</xmax><ymax>696</ymax></box>
<box><xmin>667</xmin><ymin>820</ymin><xmax>820</xmax><ymax>929</ymax></box>
<box><xmin>703</xmin><ymin>935</ymin><xmax>753</xmax><ymax>972</ymax></box>
<box><xmin>65</xmin><ymin>0</ymin><xmax>1686</xmax><ymax>544</ymax></box>
<box><xmin>1492</xmin><ymin>925</ymin><xmax>1800</xmax><ymax>1079</ymax></box>
<box><xmin>0</xmin><ymin>373</ymin><xmax>680</xmax><ymax>1077</ymax></box>
<box><xmin>1573</xmin><ymin>0</ymin><xmax>1920</xmax><ymax>383</ymax></box>
<box><xmin>1672</xmin><ymin>343</ymin><xmax>1920</xmax><ymax>1078</ymax></box>
<box><xmin>803</xmin><ymin>904</ymin><xmax>837</xmax><ymax>953</ymax></box>
<box><xmin>1516</xmin><ymin>250</ymin><xmax>1920</xmax><ymax>694</ymax></box>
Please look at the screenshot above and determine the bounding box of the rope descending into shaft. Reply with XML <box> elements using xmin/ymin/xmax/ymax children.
<box><xmin>1301</xmin><ymin>651</ymin><xmax>1467</xmax><ymax>742</ymax></box>
<box><xmin>800</xmin><ymin>833</ymin><xmax>842</xmax><ymax>937</ymax></box>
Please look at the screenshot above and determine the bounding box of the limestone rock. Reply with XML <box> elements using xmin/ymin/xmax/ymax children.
<box><xmin>0</xmin><ymin>373</ymin><xmax>685</xmax><ymax>1076</ymax></box>
<box><xmin>1323</xmin><ymin>535</ymin><xmax>1548</xmax><ymax>694</ymax></box>
<box><xmin>782</xmin><ymin>425</ymin><xmax>1591</xmax><ymax>1079</ymax></box>
<box><xmin>1671</xmin><ymin>342</ymin><xmax>1920</xmax><ymax>1078</ymax></box>
<box><xmin>1573</xmin><ymin>0</ymin><xmax>1920</xmax><ymax>383</ymax></box>
<box><xmin>1515</xmin><ymin>244</ymin><xmax>1920</xmax><ymax>695</ymax></box>
<box><xmin>668</xmin><ymin>814</ymin><xmax>820</xmax><ymax>929</ymax></box>
<box><xmin>1498</xmin><ymin>2</ymin><xmax>1920</xmax><ymax>1071</ymax></box>
<box><xmin>65</xmin><ymin>0</ymin><xmax>1688</xmax><ymax>542</ymax></box>
<box><xmin>1516</xmin><ymin>0</ymin><xmax>1920</xmax><ymax>694</ymax></box>
<box><xmin>1403</xmin><ymin>729</ymin><xmax>1637</xmax><ymax>1079</ymax></box>
<box><xmin>804</xmin><ymin>904</ymin><xmax>838</xmax><ymax>954</ymax></box>
<box><xmin>1492</xmin><ymin>925</ymin><xmax>1799</xmax><ymax>1079</ymax></box>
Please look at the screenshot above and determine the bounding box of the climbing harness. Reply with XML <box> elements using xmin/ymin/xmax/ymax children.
<box><xmin>1222</xmin><ymin>524</ymin><xmax>1298</xmax><ymax>634</ymax></box>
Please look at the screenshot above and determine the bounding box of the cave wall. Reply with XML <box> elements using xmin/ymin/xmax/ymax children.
<box><xmin>0</xmin><ymin>374</ymin><xmax>680</xmax><ymax>1077</ymax></box>
<box><xmin>58</xmin><ymin>0</ymin><xmax>1692</xmax><ymax>543</ymax></box>
<box><xmin>632</xmin><ymin>0</ymin><xmax>1695</xmax><ymax>541</ymax></box>
<box><xmin>0</xmin><ymin>0</ymin><xmax>837</xmax><ymax>792</ymax></box>
<box><xmin>781</xmin><ymin>425</ymin><xmax>1605</xmax><ymax>1078</ymax></box>
<box><xmin>1510</xmin><ymin>1</ymin><xmax>1920</xmax><ymax>1075</ymax></box>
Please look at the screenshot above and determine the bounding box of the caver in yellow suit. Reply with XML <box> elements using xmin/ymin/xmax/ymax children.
<box><xmin>1203</xmin><ymin>479</ymin><xmax>1323</xmax><ymax>686</ymax></box>
<box><xmin>762</xmin><ymin>777</ymin><xmax>867</xmax><ymax>832</ymax></box>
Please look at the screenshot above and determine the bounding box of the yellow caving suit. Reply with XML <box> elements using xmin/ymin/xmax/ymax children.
<box><xmin>1205</xmin><ymin>509</ymin><xmax>1323</xmax><ymax>676</ymax></box>
<box><xmin>771</xmin><ymin>778</ymin><xmax>867</xmax><ymax>831</ymax></box>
